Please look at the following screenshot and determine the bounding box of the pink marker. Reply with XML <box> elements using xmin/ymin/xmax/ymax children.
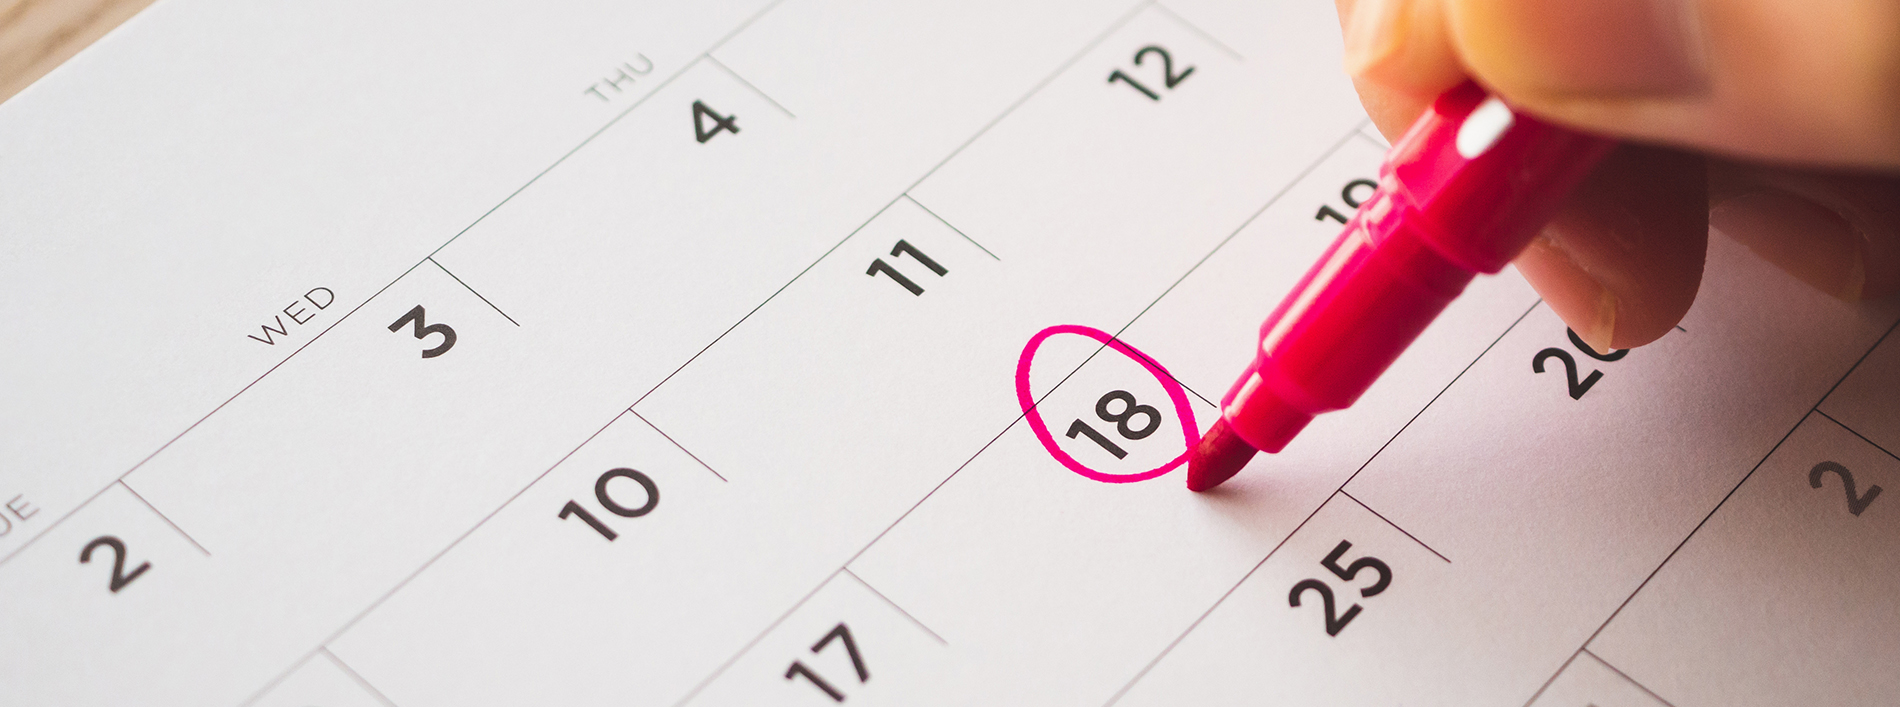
<box><xmin>1186</xmin><ymin>81</ymin><xmax>1615</xmax><ymax>492</ymax></box>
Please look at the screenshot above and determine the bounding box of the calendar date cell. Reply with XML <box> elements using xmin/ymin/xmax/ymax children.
<box><xmin>1590</xmin><ymin>415</ymin><xmax>1900</xmax><ymax>707</ymax></box>
<box><xmin>688</xmin><ymin>571</ymin><xmax>941</xmax><ymax>707</ymax></box>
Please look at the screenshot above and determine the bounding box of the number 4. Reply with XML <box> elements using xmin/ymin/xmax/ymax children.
<box><xmin>692</xmin><ymin>100</ymin><xmax>739</xmax><ymax>143</ymax></box>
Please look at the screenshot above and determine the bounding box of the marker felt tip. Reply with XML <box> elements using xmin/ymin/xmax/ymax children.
<box><xmin>1185</xmin><ymin>81</ymin><xmax>1614</xmax><ymax>492</ymax></box>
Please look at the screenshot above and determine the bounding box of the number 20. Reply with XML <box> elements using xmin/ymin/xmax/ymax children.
<box><xmin>1533</xmin><ymin>328</ymin><xmax>1627</xmax><ymax>400</ymax></box>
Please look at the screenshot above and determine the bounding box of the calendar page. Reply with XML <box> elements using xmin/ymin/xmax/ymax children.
<box><xmin>3</xmin><ymin>1</ymin><xmax>1898</xmax><ymax>705</ymax></box>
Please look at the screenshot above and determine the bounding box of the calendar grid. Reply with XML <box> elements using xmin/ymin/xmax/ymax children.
<box><xmin>903</xmin><ymin>194</ymin><xmax>1002</xmax><ymax>261</ymax></box>
<box><xmin>1517</xmin><ymin>316</ymin><xmax>1900</xmax><ymax>707</ymax></box>
<box><xmin>228</xmin><ymin>405</ymin><xmax>637</xmax><ymax>706</ymax></box>
<box><xmin>321</xmin><ymin>648</ymin><xmax>400</xmax><ymax>707</ymax></box>
<box><xmin>1146</xmin><ymin>2</ymin><xmax>1242</xmax><ymax>60</ymax></box>
<box><xmin>1101</xmin><ymin>298</ymin><xmax>1542</xmax><ymax>706</ymax></box>
<box><xmin>117</xmin><ymin>480</ymin><xmax>209</xmax><ymax>557</ymax></box>
<box><xmin>17</xmin><ymin>0</ymin><xmax>1889</xmax><ymax>703</ymax></box>
<box><xmin>0</xmin><ymin>0</ymin><xmax>796</xmax><ymax>574</ymax></box>
<box><xmin>1340</xmin><ymin>489</ymin><xmax>1449</xmax><ymax>563</ymax></box>
<box><xmin>702</xmin><ymin>54</ymin><xmax>797</xmax><ymax>118</ymax></box>
<box><xmin>650</xmin><ymin>92</ymin><xmax>1525</xmax><ymax>702</ymax></box>
<box><xmin>237</xmin><ymin>5</ymin><xmax>1193</xmax><ymax>703</ymax></box>
<box><xmin>1816</xmin><ymin>408</ymin><xmax>1900</xmax><ymax>464</ymax></box>
<box><xmin>0</xmin><ymin>0</ymin><xmax>794</xmax><ymax>573</ymax></box>
<box><xmin>1576</xmin><ymin>648</ymin><xmax>1679</xmax><ymax>707</ymax></box>
<box><xmin>841</xmin><ymin>567</ymin><xmax>949</xmax><ymax>645</ymax></box>
<box><xmin>428</xmin><ymin>258</ymin><xmax>520</xmax><ymax>327</ymax></box>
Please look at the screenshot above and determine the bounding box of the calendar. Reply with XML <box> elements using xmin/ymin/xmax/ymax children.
<box><xmin>3</xmin><ymin>0</ymin><xmax>1897</xmax><ymax>705</ymax></box>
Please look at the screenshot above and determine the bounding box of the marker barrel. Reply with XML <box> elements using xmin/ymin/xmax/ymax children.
<box><xmin>1217</xmin><ymin>82</ymin><xmax>1612</xmax><ymax>454</ymax></box>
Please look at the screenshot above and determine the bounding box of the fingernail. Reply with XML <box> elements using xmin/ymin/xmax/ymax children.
<box><xmin>1711</xmin><ymin>190</ymin><xmax>1867</xmax><ymax>301</ymax></box>
<box><xmin>1343</xmin><ymin>0</ymin><xmax>1407</xmax><ymax>77</ymax></box>
<box><xmin>1580</xmin><ymin>286</ymin><xmax>1618</xmax><ymax>354</ymax></box>
<box><xmin>1494</xmin><ymin>0</ymin><xmax>1708</xmax><ymax>96</ymax></box>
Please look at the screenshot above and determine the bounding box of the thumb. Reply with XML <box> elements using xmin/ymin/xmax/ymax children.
<box><xmin>1446</xmin><ymin>0</ymin><xmax>1900</xmax><ymax>168</ymax></box>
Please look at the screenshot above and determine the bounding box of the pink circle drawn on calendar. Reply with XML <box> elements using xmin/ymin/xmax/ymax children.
<box><xmin>1015</xmin><ymin>324</ymin><xmax>1199</xmax><ymax>483</ymax></box>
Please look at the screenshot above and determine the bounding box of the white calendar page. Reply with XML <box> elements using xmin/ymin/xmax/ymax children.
<box><xmin>3</xmin><ymin>1</ymin><xmax>1897</xmax><ymax>705</ymax></box>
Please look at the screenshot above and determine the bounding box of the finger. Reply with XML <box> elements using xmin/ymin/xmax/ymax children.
<box><xmin>1447</xmin><ymin>0</ymin><xmax>1900</xmax><ymax>168</ymax></box>
<box><xmin>1709</xmin><ymin>163</ymin><xmax>1900</xmax><ymax>301</ymax></box>
<box><xmin>1513</xmin><ymin>144</ymin><xmax>1709</xmax><ymax>351</ymax></box>
<box><xmin>1335</xmin><ymin>0</ymin><xmax>1464</xmax><ymax>139</ymax></box>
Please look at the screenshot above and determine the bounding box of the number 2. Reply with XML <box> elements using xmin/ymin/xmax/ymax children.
<box><xmin>80</xmin><ymin>536</ymin><xmax>150</xmax><ymax>593</ymax></box>
<box><xmin>1289</xmin><ymin>540</ymin><xmax>1391</xmax><ymax>636</ymax></box>
<box><xmin>1532</xmin><ymin>348</ymin><xmax>1600</xmax><ymax>400</ymax></box>
<box><xmin>1289</xmin><ymin>579</ymin><xmax>1360</xmax><ymax>636</ymax></box>
<box><xmin>1533</xmin><ymin>328</ymin><xmax>1628</xmax><ymax>400</ymax></box>
<box><xmin>1811</xmin><ymin>461</ymin><xmax>1881</xmax><ymax>516</ymax></box>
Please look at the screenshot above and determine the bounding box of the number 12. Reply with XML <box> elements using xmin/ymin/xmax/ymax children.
<box><xmin>1108</xmin><ymin>45</ymin><xmax>1194</xmax><ymax>101</ymax></box>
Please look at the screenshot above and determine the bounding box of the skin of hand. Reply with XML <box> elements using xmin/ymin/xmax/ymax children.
<box><xmin>1335</xmin><ymin>0</ymin><xmax>1900</xmax><ymax>351</ymax></box>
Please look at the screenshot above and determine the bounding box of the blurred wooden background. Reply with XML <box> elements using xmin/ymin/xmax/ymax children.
<box><xmin>0</xmin><ymin>0</ymin><xmax>155</xmax><ymax>103</ymax></box>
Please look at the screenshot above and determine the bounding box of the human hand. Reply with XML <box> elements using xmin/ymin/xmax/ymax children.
<box><xmin>1335</xmin><ymin>0</ymin><xmax>1900</xmax><ymax>351</ymax></box>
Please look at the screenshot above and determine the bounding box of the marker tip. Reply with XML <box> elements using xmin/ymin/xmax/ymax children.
<box><xmin>1186</xmin><ymin>419</ymin><xmax>1258</xmax><ymax>492</ymax></box>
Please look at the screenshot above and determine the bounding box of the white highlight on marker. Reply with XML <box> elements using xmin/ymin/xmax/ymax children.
<box><xmin>1456</xmin><ymin>96</ymin><xmax>1514</xmax><ymax>158</ymax></box>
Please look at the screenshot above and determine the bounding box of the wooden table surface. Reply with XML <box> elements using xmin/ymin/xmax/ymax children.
<box><xmin>0</xmin><ymin>0</ymin><xmax>155</xmax><ymax>104</ymax></box>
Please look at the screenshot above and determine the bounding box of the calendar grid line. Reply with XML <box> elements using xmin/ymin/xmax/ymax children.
<box><xmin>679</xmin><ymin>341</ymin><xmax>1122</xmax><ymax>703</ymax></box>
<box><xmin>1149</xmin><ymin>2</ymin><xmax>1243</xmax><ymax>60</ymax></box>
<box><xmin>1815</xmin><ymin>408</ymin><xmax>1900</xmax><ymax>464</ymax></box>
<box><xmin>1516</xmin><ymin>412</ymin><xmax>1813</xmax><ymax>707</ymax></box>
<box><xmin>842</xmin><ymin>567</ymin><xmax>948</xmax><ymax>644</ymax></box>
<box><xmin>1340</xmin><ymin>489</ymin><xmax>1448</xmax><ymax>563</ymax></box>
<box><xmin>631</xmin><ymin>193</ymin><xmax>907</xmax><ymax>409</ymax></box>
<box><xmin>704</xmin><ymin>0</ymin><xmax>796</xmax><ymax>57</ymax></box>
<box><xmin>1334</xmin><ymin>298</ymin><xmax>1545</xmax><ymax>492</ymax></box>
<box><xmin>428</xmin><ymin>257</ymin><xmax>520</xmax><ymax>327</ymax></box>
<box><xmin>1524</xmin><ymin>650</ymin><xmax>1585</xmax><ymax>707</ymax></box>
<box><xmin>1103</xmin><ymin>297</ymin><xmax>1541</xmax><ymax>707</ymax></box>
<box><xmin>237</xmin><ymin>650</ymin><xmax>324</xmax><ymax>707</ymax></box>
<box><xmin>1578</xmin><ymin>648</ymin><xmax>1680</xmax><ymax>707</ymax></box>
<box><xmin>1101</xmin><ymin>493</ymin><xmax>1344</xmax><ymax>707</ymax></box>
<box><xmin>321</xmin><ymin>648</ymin><xmax>403</xmax><ymax>707</ymax></box>
<box><xmin>898</xmin><ymin>0</ymin><xmax>1155</xmax><ymax>196</ymax></box>
<box><xmin>702</xmin><ymin>53</ymin><xmax>796</xmax><ymax>118</ymax></box>
<box><xmin>903</xmin><ymin>193</ymin><xmax>1001</xmax><ymax>261</ymax></box>
<box><xmin>235</xmin><ymin>408</ymin><xmax>639</xmax><ymax>706</ymax></box>
<box><xmin>841</xmin><ymin>346</ymin><xmax>1107</xmax><ymax>568</ymax></box>
<box><xmin>118</xmin><ymin>479</ymin><xmax>209</xmax><ymax>557</ymax></box>
<box><xmin>1519</xmin><ymin>315</ymin><xmax>1900</xmax><ymax>707</ymax></box>
<box><xmin>672</xmin><ymin>567</ymin><xmax>850</xmax><ymax>707</ymax></box>
<box><xmin>1351</xmin><ymin>130</ymin><xmax>1389</xmax><ymax>152</ymax></box>
<box><xmin>0</xmin><ymin>255</ymin><xmax>434</xmax><ymax>570</ymax></box>
<box><xmin>426</xmin><ymin>57</ymin><xmax>707</xmax><ymax>262</ymax></box>
<box><xmin>631</xmin><ymin>410</ymin><xmax>730</xmax><ymax>483</ymax></box>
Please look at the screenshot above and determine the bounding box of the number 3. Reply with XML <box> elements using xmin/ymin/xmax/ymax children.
<box><xmin>389</xmin><ymin>305</ymin><xmax>456</xmax><ymax>358</ymax></box>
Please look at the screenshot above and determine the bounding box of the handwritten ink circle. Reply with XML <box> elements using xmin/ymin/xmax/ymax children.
<box><xmin>1015</xmin><ymin>325</ymin><xmax>1198</xmax><ymax>483</ymax></box>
